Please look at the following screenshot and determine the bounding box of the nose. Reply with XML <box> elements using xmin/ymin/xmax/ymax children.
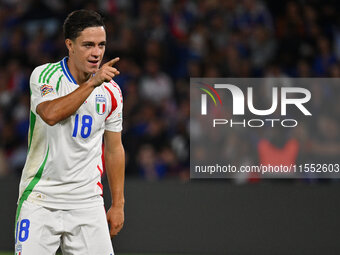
<box><xmin>91</xmin><ymin>46</ymin><xmax>101</xmax><ymax>58</ymax></box>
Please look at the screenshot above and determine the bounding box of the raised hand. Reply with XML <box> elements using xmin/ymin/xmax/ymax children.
<box><xmin>91</xmin><ymin>57</ymin><xmax>120</xmax><ymax>87</ymax></box>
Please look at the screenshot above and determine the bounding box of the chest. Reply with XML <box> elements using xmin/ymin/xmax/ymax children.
<box><xmin>58</xmin><ymin>82</ymin><xmax>110</xmax><ymax>140</ymax></box>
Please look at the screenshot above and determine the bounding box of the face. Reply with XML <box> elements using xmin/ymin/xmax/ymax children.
<box><xmin>66</xmin><ymin>26</ymin><xmax>106</xmax><ymax>74</ymax></box>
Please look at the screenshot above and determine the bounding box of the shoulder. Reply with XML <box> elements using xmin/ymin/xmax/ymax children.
<box><xmin>104</xmin><ymin>80</ymin><xmax>122</xmax><ymax>94</ymax></box>
<box><xmin>30</xmin><ymin>61</ymin><xmax>63</xmax><ymax>85</ymax></box>
<box><xmin>30</xmin><ymin>63</ymin><xmax>51</xmax><ymax>80</ymax></box>
<box><xmin>103</xmin><ymin>80</ymin><xmax>123</xmax><ymax>103</ymax></box>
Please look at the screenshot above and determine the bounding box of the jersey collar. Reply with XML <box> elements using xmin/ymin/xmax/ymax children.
<box><xmin>60</xmin><ymin>57</ymin><xmax>77</xmax><ymax>85</ymax></box>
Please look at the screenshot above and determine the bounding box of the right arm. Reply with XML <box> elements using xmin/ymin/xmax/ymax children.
<box><xmin>37</xmin><ymin>58</ymin><xmax>120</xmax><ymax>126</ymax></box>
<box><xmin>37</xmin><ymin>80</ymin><xmax>96</xmax><ymax>126</ymax></box>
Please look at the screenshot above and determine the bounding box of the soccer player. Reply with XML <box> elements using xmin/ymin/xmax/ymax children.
<box><xmin>15</xmin><ymin>10</ymin><xmax>124</xmax><ymax>254</ymax></box>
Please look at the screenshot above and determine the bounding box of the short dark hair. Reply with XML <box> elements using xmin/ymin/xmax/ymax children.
<box><xmin>63</xmin><ymin>9</ymin><xmax>105</xmax><ymax>40</ymax></box>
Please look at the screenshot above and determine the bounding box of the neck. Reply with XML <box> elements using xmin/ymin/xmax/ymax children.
<box><xmin>67</xmin><ymin>57</ymin><xmax>91</xmax><ymax>85</ymax></box>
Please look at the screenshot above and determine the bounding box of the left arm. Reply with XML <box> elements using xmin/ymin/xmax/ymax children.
<box><xmin>104</xmin><ymin>130</ymin><xmax>125</xmax><ymax>238</ymax></box>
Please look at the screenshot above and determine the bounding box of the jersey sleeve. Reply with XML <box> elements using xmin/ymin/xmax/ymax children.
<box><xmin>104</xmin><ymin>81</ymin><xmax>123</xmax><ymax>132</ymax></box>
<box><xmin>30</xmin><ymin>65</ymin><xmax>59</xmax><ymax>113</ymax></box>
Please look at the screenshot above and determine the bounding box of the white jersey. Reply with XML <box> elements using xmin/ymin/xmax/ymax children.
<box><xmin>17</xmin><ymin>57</ymin><xmax>123</xmax><ymax>211</ymax></box>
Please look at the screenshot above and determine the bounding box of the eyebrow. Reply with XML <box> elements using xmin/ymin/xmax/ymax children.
<box><xmin>82</xmin><ymin>41</ymin><xmax>106</xmax><ymax>45</ymax></box>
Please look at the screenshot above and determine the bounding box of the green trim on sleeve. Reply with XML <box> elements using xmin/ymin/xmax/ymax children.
<box><xmin>56</xmin><ymin>74</ymin><xmax>63</xmax><ymax>92</ymax></box>
<box><xmin>46</xmin><ymin>65</ymin><xmax>61</xmax><ymax>83</ymax></box>
<box><xmin>38</xmin><ymin>63</ymin><xmax>52</xmax><ymax>83</ymax></box>
<box><xmin>42</xmin><ymin>64</ymin><xmax>59</xmax><ymax>84</ymax></box>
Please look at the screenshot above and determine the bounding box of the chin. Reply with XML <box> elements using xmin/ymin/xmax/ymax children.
<box><xmin>87</xmin><ymin>67</ymin><xmax>99</xmax><ymax>74</ymax></box>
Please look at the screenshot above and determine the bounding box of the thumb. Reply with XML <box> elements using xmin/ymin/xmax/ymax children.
<box><xmin>103</xmin><ymin>57</ymin><xmax>120</xmax><ymax>67</ymax></box>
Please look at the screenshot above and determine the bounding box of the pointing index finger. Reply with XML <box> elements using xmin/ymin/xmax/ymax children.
<box><xmin>104</xmin><ymin>57</ymin><xmax>120</xmax><ymax>67</ymax></box>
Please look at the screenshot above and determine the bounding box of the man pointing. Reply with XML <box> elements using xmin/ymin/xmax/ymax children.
<box><xmin>15</xmin><ymin>9</ymin><xmax>124</xmax><ymax>254</ymax></box>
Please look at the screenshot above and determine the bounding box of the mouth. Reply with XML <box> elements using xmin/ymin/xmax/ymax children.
<box><xmin>88</xmin><ymin>60</ymin><xmax>99</xmax><ymax>66</ymax></box>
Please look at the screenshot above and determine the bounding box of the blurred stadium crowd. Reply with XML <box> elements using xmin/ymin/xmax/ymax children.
<box><xmin>0</xmin><ymin>0</ymin><xmax>339</xmax><ymax>181</ymax></box>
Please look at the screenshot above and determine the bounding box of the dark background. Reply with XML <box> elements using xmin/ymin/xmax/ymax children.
<box><xmin>2</xmin><ymin>177</ymin><xmax>340</xmax><ymax>254</ymax></box>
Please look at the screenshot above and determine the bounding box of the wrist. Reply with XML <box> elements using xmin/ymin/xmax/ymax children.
<box><xmin>85</xmin><ymin>79</ymin><xmax>97</xmax><ymax>89</ymax></box>
<box><xmin>112</xmin><ymin>199</ymin><xmax>125</xmax><ymax>208</ymax></box>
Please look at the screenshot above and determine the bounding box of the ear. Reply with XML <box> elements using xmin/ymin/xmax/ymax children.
<box><xmin>65</xmin><ymin>39</ymin><xmax>74</xmax><ymax>54</ymax></box>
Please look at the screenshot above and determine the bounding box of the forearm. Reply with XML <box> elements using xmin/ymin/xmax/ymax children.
<box><xmin>37</xmin><ymin>80</ymin><xmax>95</xmax><ymax>125</ymax></box>
<box><xmin>105</xmin><ymin>144</ymin><xmax>125</xmax><ymax>207</ymax></box>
